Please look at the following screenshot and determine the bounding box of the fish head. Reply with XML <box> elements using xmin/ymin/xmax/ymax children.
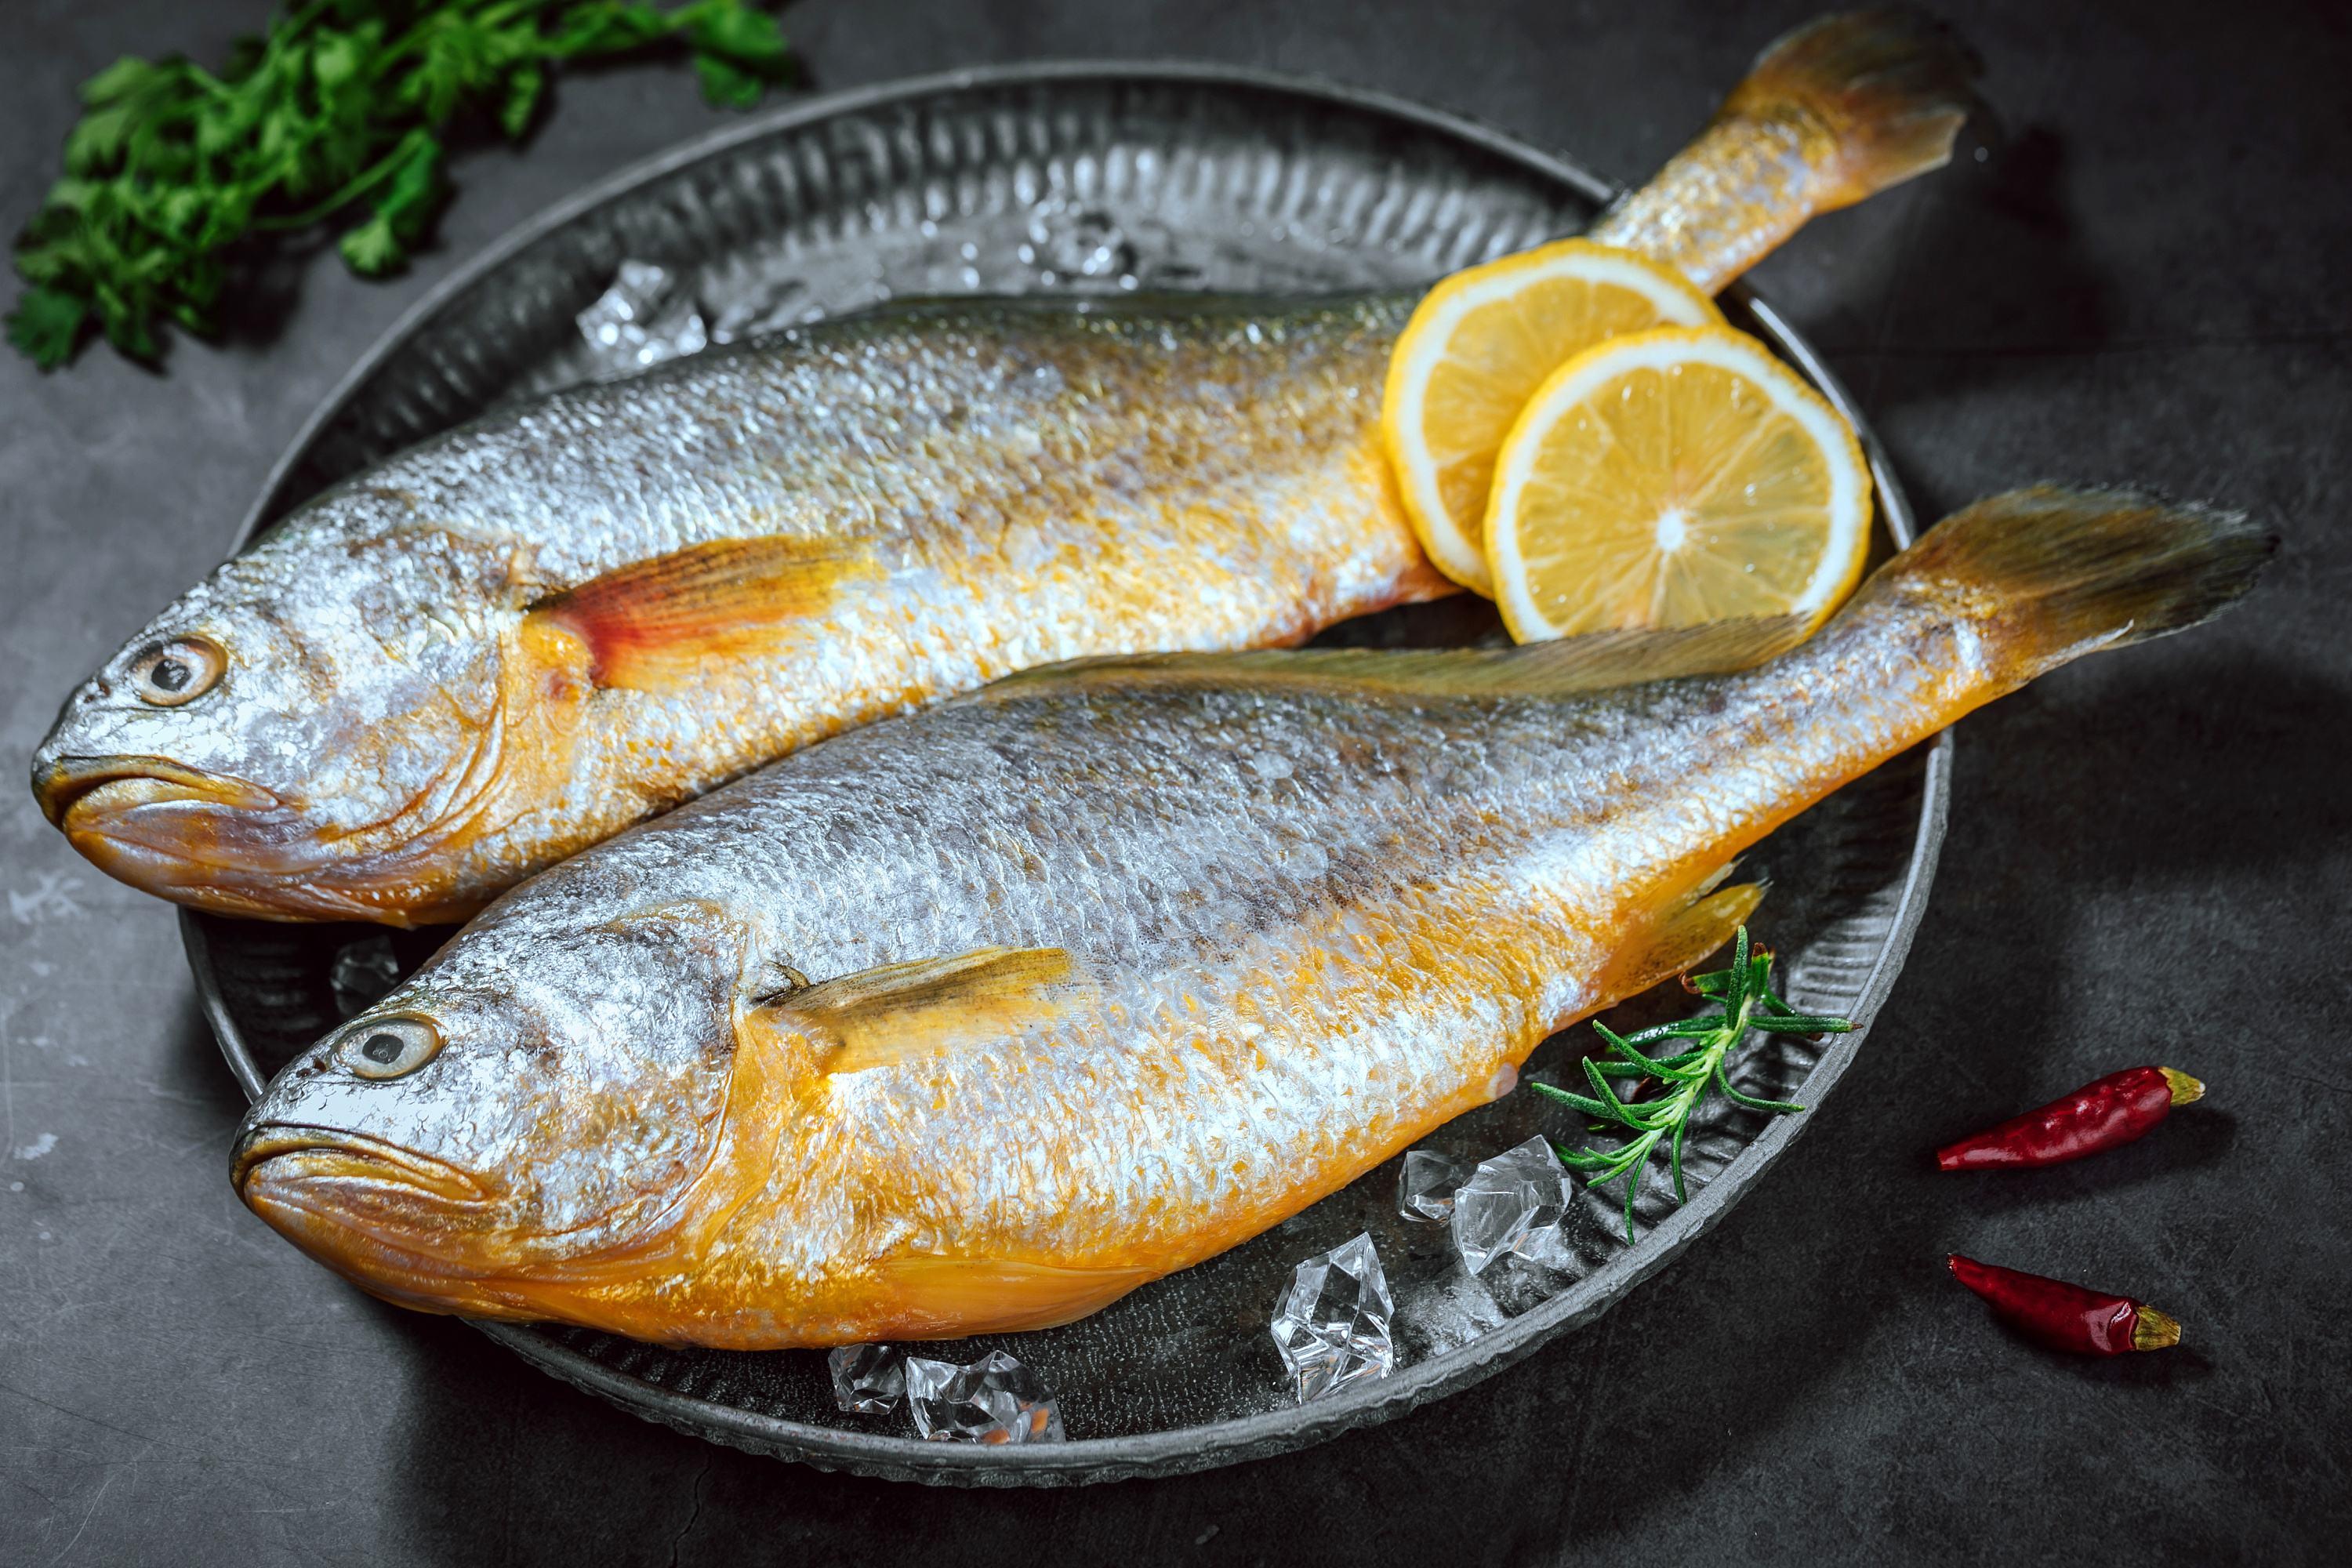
<box><xmin>230</xmin><ymin>899</ymin><xmax>753</xmax><ymax>1316</ymax></box>
<box><xmin>31</xmin><ymin>524</ymin><xmax>543</xmax><ymax>924</ymax></box>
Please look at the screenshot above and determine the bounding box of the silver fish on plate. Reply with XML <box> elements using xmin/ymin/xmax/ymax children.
<box><xmin>228</xmin><ymin>488</ymin><xmax>2267</xmax><ymax>1348</ymax></box>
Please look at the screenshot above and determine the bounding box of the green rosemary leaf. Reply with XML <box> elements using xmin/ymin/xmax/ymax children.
<box><xmin>1581</xmin><ymin>1055</ymin><xmax>1636</xmax><ymax>1121</ymax></box>
<box><xmin>1528</xmin><ymin>927</ymin><xmax>1842</xmax><ymax>1244</ymax></box>
<box><xmin>1531</xmin><ymin>1082</ymin><xmax>1612</xmax><ymax>1119</ymax></box>
<box><xmin>1712</xmin><ymin>1061</ymin><xmax>1806</xmax><ymax>1115</ymax></box>
<box><xmin>1602</xmin><ymin>1030</ymin><xmax>1681</xmax><ymax>1076</ymax></box>
<box><xmin>1770</xmin><ymin>1014</ymin><xmax>1856</xmax><ymax>1033</ymax></box>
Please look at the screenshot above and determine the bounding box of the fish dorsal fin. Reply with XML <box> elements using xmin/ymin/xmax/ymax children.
<box><xmin>757</xmin><ymin>946</ymin><xmax>1085</xmax><ymax>1074</ymax></box>
<box><xmin>527</xmin><ymin>535</ymin><xmax>880</xmax><ymax>691</ymax></box>
<box><xmin>989</xmin><ymin>615</ymin><xmax>1809</xmax><ymax>702</ymax></box>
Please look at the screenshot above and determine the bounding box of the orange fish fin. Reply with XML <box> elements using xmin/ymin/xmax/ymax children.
<box><xmin>1850</xmin><ymin>485</ymin><xmax>2275</xmax><ymax>688</ymax></box>
<box><xmin>1719</xmin><ymin>8</ymin><xmax>1984</xmax><ymax>212</ymax></box>
<box><xmin>869</xmin><ymin>1256</ymin><xmax>1156</xmax><ymax>1336</ymax></box>
<box><xmin>994</xmin><ymin>615</ymin><xmax>1808</xmax><ymax>702</ymax></box>
<box><xmin>526</xmin><ymin>535</ymin><xmax>880</xmax><ymax>691</ymax></box>
<box><xmin>763</xmin><ymin>946</ymin><xmax>1087</xmax><ymax>1074</ymax></box>
<box><xmin>1594</xmin><ymin>872</ymin><xmax>1769</xmax><ymax>1009</ymax></box>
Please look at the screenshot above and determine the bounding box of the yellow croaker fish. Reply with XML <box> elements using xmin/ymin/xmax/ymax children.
<box><xmin>232</xmin><ymin>489</ymin><xmax>2269</xmax><ymax>1346</ymax></box>
<box><xmin>31</xmin><ymin>9</ymin><xmax>1978</xmax><ymax>926</ymax></box>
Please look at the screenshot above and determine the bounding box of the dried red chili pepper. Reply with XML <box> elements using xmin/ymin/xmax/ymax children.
<box><xmin>1947</xmin><ymin>1254</ymin><xmax>2181</xmax><ymax>1355</ymax></box>
<box><xmin>1935</xmin><ymin>1065</ymin><xmax>2203</xmax><ymax>1171</ymax></box>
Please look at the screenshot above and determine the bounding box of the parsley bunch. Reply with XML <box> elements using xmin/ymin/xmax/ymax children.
<box><xmin>9</xmin><ymin>0</ymin><xmax>792</xmax><ymax>370</ymax></box>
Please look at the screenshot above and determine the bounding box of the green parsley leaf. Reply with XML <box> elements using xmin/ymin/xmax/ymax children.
<box><xmin>4</xmin><ymin>286</ymin><xmax>89</xmax><ymax>369</ymax></box>
<box><xmin>338</xmin><ymin>211</ymin><xmax>404</xmax><ymax>277</ymax></box>
<box><xmin>693</xmin><ymin>54</ymin><xmax>765</xmax><ymax>110</ymax></box>
<box><xmin>11</xmin><ymin>1</ymin><xmax>793</xmax><ymax>369</ymax></box>
<box><xmin>500</xmin><ymin>64</ymin><xmax>547</xmax><ymax>139</ymax></box>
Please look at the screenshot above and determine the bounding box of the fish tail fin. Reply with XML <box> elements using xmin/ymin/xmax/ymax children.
<box><xmin>1729</xmin><ymin>7</ymin><xmax>1987</xmax><ymax>209</ymax></box>
<box><xmin>1854</xmin><ymin>484</ymin><xmax>2274</xmax><ymax>688</ymax></box>
<box><xmin>1589</xmin><ymin>7</ymin><xmax>1984</xmax><ymax>292</ymax></box>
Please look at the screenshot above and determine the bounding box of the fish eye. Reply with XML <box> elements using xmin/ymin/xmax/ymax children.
<box><xmin>339</xmin><ymin>1016</ymin><xmax>443</xmax><ymax>1081</ymax></box>
<box><xmin>130</xmin><ymin>635</ymin><xmax>226</xmax><ymax>707</ymax></box>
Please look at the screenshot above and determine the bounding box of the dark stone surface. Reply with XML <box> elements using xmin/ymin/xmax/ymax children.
<box><xmin>1</xmin><ymin>0</ymin><xmax>2343</xmax><ymax>1562</ymax></box>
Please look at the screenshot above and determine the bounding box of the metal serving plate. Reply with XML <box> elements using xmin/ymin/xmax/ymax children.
<box><xmin>186</xmin><ymin>62</ymin><xmax>1949</xmax><ymax>1486</ymax></box>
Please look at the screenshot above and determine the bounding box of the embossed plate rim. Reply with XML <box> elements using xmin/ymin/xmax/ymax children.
<box><xmin>186</xmin><ymin>59</ymin><xmax>1951</xmax><ymax>1485</ymax></box>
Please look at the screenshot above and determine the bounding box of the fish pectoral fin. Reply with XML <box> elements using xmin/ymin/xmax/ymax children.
<box><xmin>761</xmin><ymin>946</ymin><xmax>1087</xmax><ymax>1073</ymax></box>
<box><xmin>870</xmin><ymin>1256</ymin><xmax>1156</xmax><ymax>1335</ymax></box>
<box><xmin>525</xmin><ymin>535</ymin><xmax>881</xmax><ymax>692</ymax></box>
<box><xmin>1593</xmin><ymin>871</ymin><xmax>1769</xmax><ymax>1010</ymax></box>
<box><xmin>992</xmin><ymin>615</ymin><xmax>1808</xmax><ymax>702</ymax></box>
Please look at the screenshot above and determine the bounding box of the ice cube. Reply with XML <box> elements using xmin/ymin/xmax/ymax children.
<box><xmin>1450</xmin><ymin>1136</ymin><xmax>1576</xmax><ymax>1275</ymax></box>
<box><xmin>826</xmin><ymin>1342</ymin><xmax>905</xmax><ymax>1415</ymax></box>
<box><xmin>1396</xmin><ymin>1149</ymin><xmax>1468</xmax><ymax>1222</ymax></box>
<box><xmin>329</xmin><ymin>935</ymin><xmax>401</xmax><ymax>1018</ymax></box>
<box><xmin>1269</xmin><ymin>1232</ymin><xmax>1395</xmax><ymax>1403</ymax></box>
<box><xmin>903</xmin><ymin>1350</ymin><xmax>1064</xmax><ymax>1443</ymax></box>
<box><xmin>576</xmin><ymin>260</ymin><xmax>708</xmax><ymax>372</ymax></box>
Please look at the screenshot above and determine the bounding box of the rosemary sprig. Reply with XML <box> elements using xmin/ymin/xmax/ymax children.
<box><xmin>1534</xmin><ymin>927</ymin><xmax>1851</xmax><ymax>1242</ymax></box>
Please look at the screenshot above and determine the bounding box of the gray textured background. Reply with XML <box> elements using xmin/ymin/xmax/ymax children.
<box><xmin>2</xmin><ymin>1</ymin><xmax>2345</xmax><ymax>1563</ymax></box>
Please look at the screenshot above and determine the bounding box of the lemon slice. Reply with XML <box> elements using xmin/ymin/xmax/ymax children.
<box><xmin>1485</xmin><ymin>325</ymin><xmax>1871</xmax><ymax>643</ymax></box>
<box><xmin>1383</xmin><ymin>240</ymin><xmax>1722</xmax><ymax>596</ymax></box>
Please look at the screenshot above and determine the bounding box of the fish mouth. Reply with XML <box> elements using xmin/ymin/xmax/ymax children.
<box><xmin>235</xmin><ymin>1123</ymin><xmax>505</xmax><ymax>1288</ymax></box>
<box><xmin>233</xmin><ymin>1123</ymin><xmax>489</xmax><ymax>1200</ymax></box>
<box><xmin>37</xmin><ymin>753</ymin><xmax>281</xmax><ymax>828</ymax></box>
<box><xmin>38</xmin><ymin>756</ymin><xmax>377</xmax><ymax>919</ymax></box>
<box><xmin>39</xmin><ymin>753</ymin><xmax>489</xmax><ymax>926</ymax></box>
